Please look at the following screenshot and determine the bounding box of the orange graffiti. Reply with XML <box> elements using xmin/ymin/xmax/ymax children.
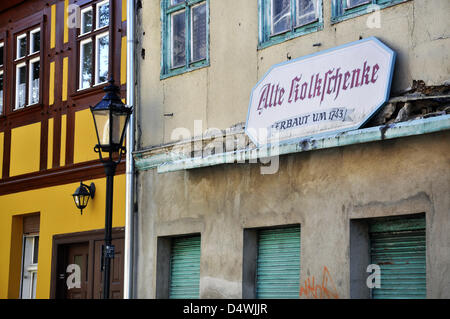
<box><xmin>299</xmin><ymin>266</ymin><xmax>340</xmax><ymax>299</ymax></box>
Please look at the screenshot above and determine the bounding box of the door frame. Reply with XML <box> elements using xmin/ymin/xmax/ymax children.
<box><xmin>50</xmin><ymin>227</ymin><xmax>124</xmax><ymax>299</ymax></box>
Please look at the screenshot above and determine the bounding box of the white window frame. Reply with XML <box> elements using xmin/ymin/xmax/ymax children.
<box><xmin>95</xmin><ymin>32</ymin><xmax>109</xmax><ymax>85</ymax></box>
<box><xmin>28</xmin><ymin>56</ymin><xmax>40</xmax><ymax>106</ymax></box>
<box><xmin>16</xmin><ymin>33</ymin><xmax>27</xmax><ymax>60</ymax></box>
<box><xmin>29</xmin><ymin>27</ymin><xmax>40</xmax><ymax>55</ymax></box>
<box><xmin>80</xmin><ymin>7</ymin><xmax>93</xmax><ymax>36</ymax></box>
<box><xmin>96</xmin><ymin>0</ymin><xmax>110</xmax><ymax>30</ymax></box>
<box><xmin>15</xmin><ymin>62</ymin><xmax>27</xmax><ymax>110</ymax></box>
<box><xmin>20</xmin><ymin>235</ymin><xmax>39</xmax><ymax>299</ymax></box>
<box><xmin>0</xmin><ymin>42</ymin><xmax>4</xmax><ymax>67</ymax></box>
<box><xmin>79</xmin><ymin>38</ymin><xmax>93</xmax><ymax>90</ymax></box>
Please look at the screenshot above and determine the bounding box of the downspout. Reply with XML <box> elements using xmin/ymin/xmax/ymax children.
<box><xmin>124</xmin><ymin>0</ymin><xmax>135</xmax><ymax>299</ymax></box>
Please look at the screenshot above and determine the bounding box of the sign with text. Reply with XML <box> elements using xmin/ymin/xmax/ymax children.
<box><xmin>245</xmin><ymin>37</ymin><xmax>396</xmax><ymax>146</ymax></box>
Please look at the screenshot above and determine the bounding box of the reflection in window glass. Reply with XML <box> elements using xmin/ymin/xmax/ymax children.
<box><xmin>17</xmin><ymin>35</ymin><xmax>27</xmax><ymax>59</ymax></box>
<box><xmin>191</xmin><ymin>3</ymin><xmax>207</xmax><ymax>62</ymax></box>
<box><xmin>272</xmin><ymin>0</ymin><xmax>291</xmax><ymax>35</ymax></box>
<box><xmin>30</xmin><ymin>29</ymin><xmax>40</xmax><ymax>54</ymax></box>
<box><xmin>16</xmin><ymin>64</ymin><xmax>27</xmax><ymax>109</ymax></box>
<box><xmin>29</xmin><ymin>59</ymin><xmax>40</xmax><ymax>104</ymax></box>
<box><xmin>171</xmin><ymin>10</ymin><xmax>186</xmax><ymax>68</ymax></box>
<box><xmin>33</xmin><ymin>236</ymin><xmax>39</xmax><ymax>264</ymax></box>
<box><xmin>0</xmin><ymin>43</ymin><xmax>4</xmax><ymax>66</ymax></box>
<box><xmin>81</xmin><ymin>8</ymin><xmax>93</xmax><ymax>34</ymax></box>
<box><xmin>97</xmin><ymin>0</ymin><xmax>110</xmax><ymax>29</ymax></box>
<box><xmin>171</xmin><ymin>0</ymin><xmax>184</xmax><ymax>5</ymax></box>
<box><xmin>80</xmin><ymin>39</ymin><xmax>93</xmax><ymax>89</ymax></box>
<box><xmin>347</xmin><ymin>0</ymin><xmax>370</xmax><ymax>8</ymax></box>
<box><xmin>296</xmin><ymin>0</ymin><xmax>316</xmax><ymax>26</ymax></box>
<box><xmin>96</xmin><ymin>34</ymin><xmax>109</xmax><ymax>84</ymax></box>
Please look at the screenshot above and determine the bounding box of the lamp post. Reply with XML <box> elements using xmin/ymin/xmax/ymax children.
<box><xmin>90</xmin><ymin>79</ymin><xmax>132</xmax><ymax>299</ymax></box>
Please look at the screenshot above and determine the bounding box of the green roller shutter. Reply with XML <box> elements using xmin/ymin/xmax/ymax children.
<box><xmin>256</xmin><ymin>226</ymin><xmax>300</xmax><ymax>299</ymax></box>
<box><xmin>169</xmin><ymin>235</ymin><xmax>201</xmax><ymax>299</ymax></box>
<box><xmin>369</xmin><ymin>216</ymin><xmax>426</xmax><ymax>299</ymax></box>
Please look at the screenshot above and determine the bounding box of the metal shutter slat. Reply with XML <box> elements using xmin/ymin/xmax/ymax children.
<box><xmin>169</xmin><ymin>236</ymin><xmax>201</xmax><ymax>299</ymax></box>
<box><xmin>256</xmin><ymin>227</ymin><xmax>300</xmax><ymax>299</ymax></box>
<box><xmin>369</xmin><ymin>217</ymin><xmax>426</xmax><ymax>299</ymax></box>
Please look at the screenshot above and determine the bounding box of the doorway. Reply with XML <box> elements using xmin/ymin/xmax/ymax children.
<box><xmin>51</xmin><ymin>228</ymin><xmax>124</xmax><ymax>299</ymax></box>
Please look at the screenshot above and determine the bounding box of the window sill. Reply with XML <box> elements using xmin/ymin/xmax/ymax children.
<box><xmin>331</xmin><ymin>0</ymin><xmax>411</xmax><ymax>25</ymax></box>
<box><xmin>160</xmin><ymin>60</ymin><xmax>209</xmax><ymax>80</ymax></box>
<box><xmin>71</xmin><ymin>82</ymin><xmax>109</xmax><ymax>100</ymax></box>
<box><xmin>258</xmin><ymin>22</ymin><xmax>323</xmax><ymax>50</ymax></box>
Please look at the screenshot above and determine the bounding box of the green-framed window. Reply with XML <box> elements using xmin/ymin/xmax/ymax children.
<box><xmin>161</xmin><ymin>0</ymin><xmax>209</xmax><ymax>79</ymax></box>
<box><xmin>331</xmin><ymin>0</ymin><xmax>410</xmax><ymax>24</ymax></box>
<box><xmin>258</xmin><ymin>0</ymin><xmax>323</xmax><ymax>49</ymax></box>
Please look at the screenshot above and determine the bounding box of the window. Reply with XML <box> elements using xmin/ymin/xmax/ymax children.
<box><xmin>259</xmin><ymin>0</ymin><xmax>322</xmax><ymax>49</ymax></box>
<box><xmin>332</xmin><ymin>0</ymin><xmax>409</xmax><ymax>23</ymax></box>
<box><xmin>156</xmin><ymin>234</ymin><xmax>201</xmax><ymax>299</ymax></box>
<box><xmin>13</xmin><ymin>27</ymin><xmax>41</xmax><ymax>110</ymax></box>
<box><xmin>20</xmin><ymin>214</ymin><xmax>40</xmax><ymax>299</ymax></box>
<box><xmin>0</xmin><ymin>41</ymin><xmax>4</xmax><ymax>114</ymax></box>
<box><xmin>350</xmin><ymin>214</ymin><xmax>426</xmax><ymax>299</ymax></box>
<box><xmin>169</xmin><ymin>235</ymin><xmax>201</xmax><ymax>299</ymax></box>
<box><xmin>77</xmin><ymin>0</ymin><xmax>110</xmax><ymax>90</ymax></box>
<box><xmin>161</xmin><ymin>0</ymin><xmax>209</xmax><ymax>78</ymax></box>
<box><xmin>243</xmin><ymin>226</ymin><xmax>301</xmax><ymax>298</ymax></box>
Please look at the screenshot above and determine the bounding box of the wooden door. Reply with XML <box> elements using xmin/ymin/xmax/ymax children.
<box><xmin>65</xmin><ymin>242</ymin><xmax>89</xmax><ymax>299</ymax></box>
<box><xmin>93</xmin><ymin>238</ymin><xmax>124</xmax><ymax>299</ymax></box>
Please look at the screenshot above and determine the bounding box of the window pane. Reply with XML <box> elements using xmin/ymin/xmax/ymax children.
<box><xmin>171</xmin><ymin>10</ymin><xmax>186</xmax><ymax>68</ymax></box>
<box><xmin>80</xmin><ymin>40</ymin><xmax>93</xmax><ymax>89</ymax></box>
<box><xmin>81</xmin><ymin>8</ymin><xmax>93</xmax><ymax>34</ymax></box>
<box><xmin>272</xmin><ymin>0</ymin><xmax>291</xmax><ymax>34</ymax></box>
<box><xmin>32</xmin><ymin>236</ymin><xmax>39</xmax><ymax>264</ymax></box>
<box><xmin>31</xmin><ymin>30</ymin><xmax>40</xmax><ymax>54</ymax></box>
<box><xmin>16</xmin><ymin>65</ymin><xmax>27</xmax><ymax>108</ymax></box>
<box><xmin>0</xmin><ymin>44</ymin><xmax>3</xmax><ymax>66</ymax></box>
<box><xmin>191</xmin><ymin>3</ymin><xmax>206</xmax><ymax>62</ymax></box>
<box><xmin>97</xmin><ymin>1</ymin><xmax>110</xmax><ymax>29</ymax></box>
<box><xmin>296</xmin><ymin>0</ymin><xmax>317</xmax><ymax>26</ymax></box>
<box><xmin>31</xmin><ymin>272</ymin><xmax>37</xmax><ymax>299</ymax></box>
<box><xmin>171</xmin><ymin>0</ymin><xmax>184</xmax><ymax>5</ymax></box>
<box><xmin>29</xmin><ymin>59</ymin><xmax>40</xmax><ymax>104</ymax></box>
<box><xmin>17</xmin><ymin>35</ymin><xmax>27</xmax><ymax>59</ymax></box>
<box><xmin>96</xmin><ymin>34</ymin><xmax>109</xmax><ymax>84</ymax></box>
<box><xmin>347</xmin><ymin>0</ymin><xmax>371</xmax><ymax>8</ymax></box>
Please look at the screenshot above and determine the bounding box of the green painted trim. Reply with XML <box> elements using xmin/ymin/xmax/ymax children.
<box><xmin>258</xmin><ymin>0</ymin><xmax>324</xmax><ymax>50</ymax></box>
<box><xmin>135</xmin><ymin>115</ymin><xmax>450</xmax><ymax>173</ymax></box>
<box><xmin>331</xmin><ymin>0</ymin><xmax>411</xmax><ymax>25</ymax></box>
<box><xmin>161</xmin><ymin>0</ymin><xmax>210</xmax><ymax>79</ymax></box>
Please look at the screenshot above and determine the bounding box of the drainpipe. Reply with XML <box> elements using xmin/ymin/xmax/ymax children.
<box><xmin>124</xmin><ymin>0</ymin><xmax>135</xmax><ymax>299</ymax></box>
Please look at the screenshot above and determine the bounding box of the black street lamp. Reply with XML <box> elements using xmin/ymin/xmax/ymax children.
<box><xmin>90</xmin><ymin>79</ymin><xmax>132</xmax><ymax>299</ymax></box>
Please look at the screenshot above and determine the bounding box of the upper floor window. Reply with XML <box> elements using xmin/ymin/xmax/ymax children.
<box><xmin>0</xmin><ymin>41</ymin><xmax>4</xmax><ymax>115</ymax></box>
<box><xmin>78</xmin><ymin>0</ymin><xmax>110</xmax><ymax>90</ymax></box>
<box><xmin>14</xmin><ymin>27</ymin><xmax>41</xmax><ymax>110</ymax></box>
<box><xmin>259</xmin><ymin>0</ymin><xmax>323</xmax><ymax>49</ymax></box>
<box><xmin>161</xmin><ymin>0</ymin><xmax>209</xmax><ymax>79</ymax></box>
<box><xmin>332</xmin><ymin>0</ymin><xmax>409</xmax><ymax>23</ymax></box>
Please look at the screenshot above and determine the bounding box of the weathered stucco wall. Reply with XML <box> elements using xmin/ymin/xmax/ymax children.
<box><xmin>136</xmin><ymin>0</ymin><xmax>450</xmax><ymax>147</ymax></box>
<box><xmin>135</xmin><ymin>130</ymin><xmax>450</xmax><ymax>299</ymax></box>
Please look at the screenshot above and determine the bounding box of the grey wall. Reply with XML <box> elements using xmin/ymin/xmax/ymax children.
<box><xmin>135</xmin><ymin>130</ymin><xmax>450</xmax><ymax>299</ymax></box>
<box><xmin>136</xmin><ymin>0</ymin><xmax>450</xmax><ymax>147</ymax></box>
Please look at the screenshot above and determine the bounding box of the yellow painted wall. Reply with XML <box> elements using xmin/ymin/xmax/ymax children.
<box><xmin>73</xmin><ymin>109</ymin><xmax>98</xmax><ymax>164</ymax></box>
<box><xmin>0</xmin><ymin>174</ymin><xmax>126</xmax><ymax>299</ymax></box>
<box><xmin>0</xmin><ymin>132</ymin><xmax>3</xmax><ymax>175</ymax></box>
<box><xmin>10</xmin><ymin>123</ymin><xmax>41</xmax><ymax>177</ymax></box>
<box><xmin>47</xmin><ymin>118</ymin><xmax>54</xmax><ymax>170</ymax></box>
<box><xmin>60</xmin><ymin>115</ymin><xmax>66</xmax><ymax>167</ymax></box>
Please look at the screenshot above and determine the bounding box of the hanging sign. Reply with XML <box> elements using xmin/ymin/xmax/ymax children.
<box><xmin>245</xmin><ymin>37</ymin><xmax>396</xmax><ymax>146</ymax></box>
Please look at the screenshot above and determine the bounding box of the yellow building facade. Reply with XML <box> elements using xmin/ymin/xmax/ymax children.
<box><xmin>0</xmin><ymin>0</ymin><xmax>128</xmax><ymax>299</ymax></box>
